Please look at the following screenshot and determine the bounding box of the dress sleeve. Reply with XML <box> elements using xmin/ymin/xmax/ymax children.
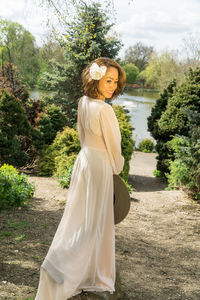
<box><xmin>99</xmin><ymin>104</ymin><xmax>124</xmax><ymax>175</ymax></box>
<box><xmin>77</xmin><ymin>98</ymin><xmax>85</xmax><ymax>147</ymax></box>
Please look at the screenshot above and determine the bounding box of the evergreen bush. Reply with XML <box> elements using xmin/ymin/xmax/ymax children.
<box><xmin>148</xmin><ymin>67</ymin><xmax>200</xmax><ymax>200</ymax></box>
<box><xmin>38</xmin><ymin>104</ymin><xmax>66</xmax><ymax>145</ymax></box>
<box><xmin>0</xmin><ymin>90</ymin><xmax>32</xmax><ymax>166</ymax></box>
<box><xmin>0</xmin><ymin>164</ymin><xmax>35</xmax><ymax>210</ymax></box>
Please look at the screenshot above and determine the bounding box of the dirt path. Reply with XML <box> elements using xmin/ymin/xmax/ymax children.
<box><xmin>116</xmin><ymin>151</ymin><xmax>200</xmax><ymax>300</ymax></box>
<box><xmin>0</xmin><ymin>151</ymin><xmax>200</xmax><ymax>299</ymax></box>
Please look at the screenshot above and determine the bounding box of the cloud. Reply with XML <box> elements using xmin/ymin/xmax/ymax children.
<box><xmin>113</xmin><ymin>0</ymin><xmax>200</xmax><ymax>56</ymax></box>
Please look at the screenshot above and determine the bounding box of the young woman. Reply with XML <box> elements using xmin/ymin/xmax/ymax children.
<box><xmin>35</xmin><ymin>57</ymin><xmax>126</xmax><ymax>300</ymax></box>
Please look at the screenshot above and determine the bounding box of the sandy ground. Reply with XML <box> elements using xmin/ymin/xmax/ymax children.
<box><xmin>0</xmin><ymin>151</ymin><xmax>200</xmax><ymax>300</ymax></box>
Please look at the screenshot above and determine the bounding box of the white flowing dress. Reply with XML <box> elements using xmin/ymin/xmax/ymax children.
<box><xmin>35</xmin><ymin>95</ymin><xmax>124</xmax><ymax>300</ymax></box>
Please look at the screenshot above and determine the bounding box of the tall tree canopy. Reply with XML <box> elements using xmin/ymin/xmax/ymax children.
<box><xmin>0</xmin><ymin>18</ymin><xmax>40</xmax><ymax>87</ymax></box>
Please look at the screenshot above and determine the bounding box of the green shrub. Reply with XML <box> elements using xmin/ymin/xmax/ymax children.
<box><xmin>113</xmin><ymin>104</ymin><xmax>135</xmax><ymax>181</ymax></box>
<box><xmin>54</xmin><ymin>154</ymin><xmax>77</xmax><ymax>188</ymax></box>
<box><xmin>38</xmin><ymin>126</ymin><xmax>80</xmax><ymax>176</ymax></box>
<box><xmin>153</xmin><ymin>169</ymin><xmax>164</xmax><ymax>178</ymax></box>
<box><xmin>138</xmin><ymin>138</ymin><xmax>154</xmax><ymax>152</ymax></box>
<box><xmin>0</xmin><ymin>164</ymin><xmax>35</xmax><ymax>210</ymax></box>
<box><xmin>166</xmin><ymin>115</ymin><xmax>200</xmax><ymax>200</ymax></box>
<box><xmin>166</xmin><ymin>159</ymin><xmax>190</xmax><ymax>189</ymax></box>
<box><xmin>123</xmin><ymin>63</ymin><xmax>139</xmax><ymax>84</ymax></box>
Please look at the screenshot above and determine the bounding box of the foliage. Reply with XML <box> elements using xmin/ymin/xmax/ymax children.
<box><xmin>145</xmin><ymin>50</ymin><xmax>184</xmax><ymax>92</ymax></box>
<box><xmin>39</xmin><ymin>1</ymin><xmax>123</xmax><ymax>128</ymax></box>
<box><xmin>138</xmin><ymin>138</ymin><xmax>154</xmax><ymax>153</ymax></box>
<box><xmin>0</xmin><ymin>164</ymin><xmax>35</xmax><ymax>210</ymax></box>
<box><xmin>123</xmin><ymin>63</ymin><xmax>139</xmax><ymax>84</ymax></box>
<box><xmin>123</xmin><ymin>42</ymin><xmax>154</xmax><ymax>71</ymax></box>
<box><xmin>113</xmin><ymin>104</ymin><xmax>135</xmax><ymax>181</ymax></box>
<box><xmin>0</xmin><ymin>19</ymin><xmax>40</xmax><ymax>87</ymax></box>
<box><xmin>38</xmin><ymin>126</ymin><xmax>80</xmax><ymax>176</ymax></box>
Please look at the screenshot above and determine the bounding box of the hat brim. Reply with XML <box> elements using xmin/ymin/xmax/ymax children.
<box><xmin>113</xmin><ymin>175</ymin><xmax>131</xmax><ymax>225</ymax></box>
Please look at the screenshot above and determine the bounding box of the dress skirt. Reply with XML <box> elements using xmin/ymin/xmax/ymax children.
<box><xmin>35</xmin><ymin>145</ymin><xmax>115</xmax><ymax>300</ymax></box>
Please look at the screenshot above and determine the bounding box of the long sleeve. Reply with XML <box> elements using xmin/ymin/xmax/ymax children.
<box><xmin>99</xmin><ymin>104</ymin><xmax>124</xmax><ymax>175</ymax></box>
<box><xmin>77</xmin><ymin>98</ymin><xmax>85</xmax><ymax>147</ymax></box>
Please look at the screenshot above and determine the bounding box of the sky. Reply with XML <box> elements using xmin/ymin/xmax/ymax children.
<box><xmin>0</xmin><ymin>0</ymin><xmax>200</xmax><ymax>58</ymax></box>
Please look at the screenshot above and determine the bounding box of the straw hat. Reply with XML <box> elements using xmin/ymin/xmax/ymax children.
<box><xmin>113</xmin><ymin>174</ymin><xmax>131</xmax><ymax>225</ymax></box>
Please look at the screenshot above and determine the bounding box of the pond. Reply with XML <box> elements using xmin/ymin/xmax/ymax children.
<box><xmin>113</xmin><ymin>89</ymin><xmax>159</xmax><ymax>147</ymax></box>
<box><xmin>29</xmin><ymin>89</ymin><xmax>159</xmax><ymax>148</ymax></box>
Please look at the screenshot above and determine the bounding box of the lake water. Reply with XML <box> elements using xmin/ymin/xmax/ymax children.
<box><xmin>113</xmin><ymin>89</ymin><xmax>158</xmax><ymax>147</ymax></box>
<box><xmin>29</xmin><ymin>89</ymin><xmax>159</xmax><ymax>148</ymax></box>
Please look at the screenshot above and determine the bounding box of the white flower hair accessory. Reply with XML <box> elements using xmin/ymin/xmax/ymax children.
<box><xmin>89</xmin><ymin>62</ymin><xmax>107</xmax><ymax>80</ymax></box>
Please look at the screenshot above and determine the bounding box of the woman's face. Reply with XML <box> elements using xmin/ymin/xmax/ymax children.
<box><xmin>97</xmin><ymin>67</ymin><xmax>118</xmax><ymax>100</ymax></box>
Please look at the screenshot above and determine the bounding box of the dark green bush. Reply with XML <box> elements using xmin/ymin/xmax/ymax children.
<box><xmin>38</xmin><ymin>104</ymin><xmax>66</xmax><ymax>145</ymax></box>
<box><xmin>166</xmin><ymin>109</ymin><xmax>200</xmax><ymax>200</ymax></box>
<box><xmin>148</xmin><ymin>68</ymin><xmax>200</xmax><ymax>200</ymax></box>
<box><xmin>148</xmin><ymin>68</ymin><xmax>200</xmax><ymax>177</ymax></box>
<box><xmin>138</xmin><ymin>138</ymin><xmax>154</xmax><ymax>152</ymax></box>
<box><xmin>0</xmin><ymin>90</ymin><xmax>32</xmax><ymax>166</ymax></box>
<box><xmin>0</xmin><ymin>164</ymin><xmax>35</xmax><ymax>210</ymax></box>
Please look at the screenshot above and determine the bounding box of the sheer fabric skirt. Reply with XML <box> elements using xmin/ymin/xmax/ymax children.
<box><xmin>35</xmin><ymin>146</ymin><xmax>115</xmax><ymax>300</ymax></box>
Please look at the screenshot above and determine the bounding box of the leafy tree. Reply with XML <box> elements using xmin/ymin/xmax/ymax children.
<box><xmin>123</xmin><ymin>63</ymin><xmax>139</xmax><ymax>84</ymax></box>
<box><xmin>40</xmin><ymin>1</ymin><xmax>122</xmax><ymax>128</ymax></box>
<box><xmin>0</xmin><ymin>62</ymin><xmax>29</xmax><ymax>104</ymax></box>
<box><xmin>144</xmin><ymin>50</ymin><xmax>184</xmax><ymax>92</ymax></box>
<box><xmin>0</xmin><ymin>18</ymin><xmax>40</xmax><ymax>87</ymax></box>
<box><xmin>181</xmin><ymin>32</ymin><xmax>200</xmax><ymax>70</ymax></box>
<box><xmin>124</xmin><ymin>42</ymin><xmax>154</xmax><ymax>71</ymax></box>
<box><xmin>38</xmin><ymin>35</ymin><xmax>66</xmax><ymax>75</ymax></box>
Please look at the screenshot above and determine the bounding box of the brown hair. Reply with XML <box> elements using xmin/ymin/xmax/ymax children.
<box><xmin>82</xmin><ymin>57</ymin><xmax>126</xmax><ymax>100</ymax></box>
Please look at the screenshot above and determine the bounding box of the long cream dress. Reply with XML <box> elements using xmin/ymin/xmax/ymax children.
<box><xmin>35</xmin><ymin>95</ymin><xmax>124</xmax><ymax>300</ymax></box>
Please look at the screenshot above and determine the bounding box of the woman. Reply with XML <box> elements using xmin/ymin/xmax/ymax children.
<box><xmin>35</xmin><ymin>57</ymin><xmax>126</xmax><ymax>299</ymax></box>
